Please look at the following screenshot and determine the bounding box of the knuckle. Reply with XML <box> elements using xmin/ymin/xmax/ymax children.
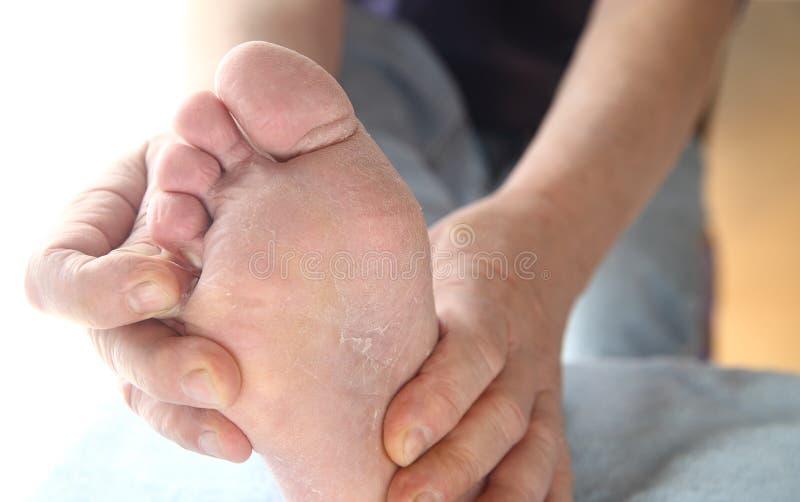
<box><xmin>488</xmin><ymin>391</ymin><xmax>529</xmax><ymax>445</ymax></box>
<box><xmin>529</xmin><ymin>422</ymin><xmax>560</xmax><ymax>461</ymax></box>
<box><xmin>177</xmin><ymin>335</ymin><xmax>217</xmax><ymax>366</ymax></box>
<box><xmin>426</xmin><ymin>374</ymin><xmax>468</xmax><ymax>425</ymax></box>
<box><xmin>471</xmin><ymin>332</ymin><xmax>507</xmax><ymax>378</ymax></box>
<box><xmin>149</xmin><ymin>336</ymin><xmax>183</xmax><ymax>375</ymax></box>
<box><xmin>445</xmin><ymin>442</ymin><xmax>485</xmax><ymax>487</ymax></box>
<box><xmin>489</xmin><ymin>455</ymin><xmax>551</xmax><ymax>502</ymax></box>
<box><xmin>157</xmin><ymin>407</ymin><xmax>179</xmax><ymax>437</ymax></box>
<box><xmin>136</xmin><ymin>396</ymin><xmax>203</xmax><ymax>451</ymax></box>
<box><xmin>72</xmin><ymin>259</ymin><xmax>112</xmax><ymax>329</ymax></box>
<box><xmin>137</xmin><ymin>338</ymin><xmax>184</xmax><ymax>395</ymax></box>
<box><xmin>120</xmin><ymin>341</ymin><xmax>147</xmax><ymax>390</ymax></box>
<box><xmin>158</xmin><ymin>406</ymin><xmax>195</xmax><ymax>447</ymax></box>
<box><xmin>26</xmin><ymin>249</ymin><xmax>101</xmax><ymax>326</ymax></box>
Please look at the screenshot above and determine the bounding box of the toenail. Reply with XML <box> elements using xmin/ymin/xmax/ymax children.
<box><xmin>198</xmin><ymin>431</ymin><xmax>223</xmax><ymax>458</ymax></box>
<box><xmin>403</xmin><ymin>426</ymin><xmax>432</xmax><ymax>465</ymax></box>
<box><xmin>180</xmin><ymin>369</ymin><xmax>222</xmax><ymax>406</ymax></box>
<box><xmin>412</xmin><ymin>491</ymin><xmax>443</xmax><ymax>502</ymax></box>
<box><xmin>127</xmin><ymin>281</ymin><xmax>176</xmax><ymax>314</ymax></box>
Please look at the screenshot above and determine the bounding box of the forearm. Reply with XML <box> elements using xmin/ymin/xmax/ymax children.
<box><xmin>185</xmin><ymin>0</ymin><xmax>343</xmax><ymax>90</ymax></box>
<box><xmin>497</xmin><ymin>0</ymin><xmax>739</xmax><ymax>293</ymax></box>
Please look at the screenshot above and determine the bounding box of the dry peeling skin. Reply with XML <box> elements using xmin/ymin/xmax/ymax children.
<box><xmin>177</xmin><ymin>129</ymin><xmax>439</xmax><ymax>501</ymax></box>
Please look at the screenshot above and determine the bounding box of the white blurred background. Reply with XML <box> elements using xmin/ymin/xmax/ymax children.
<box><xmin>0</xmin><ymin>2</ymin><xmax>187</xmax><ymax>499</ymax></box>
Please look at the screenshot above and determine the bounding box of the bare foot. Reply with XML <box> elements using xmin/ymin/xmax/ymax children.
<box><xmin>147</xmin><ymin>42</ymin><xmax>438</xmax><ymax>500</ymax></box>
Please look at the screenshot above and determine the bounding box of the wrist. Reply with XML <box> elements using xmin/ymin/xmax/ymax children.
<box><xmin>430</xmin><ymin>192</ymin><xmax>589</xmax><ymax>323</ymax></box>
<box><xmin>485</xmin><ymin>186</ymin><xmax>593</xmax><ymax>296</ymax></box>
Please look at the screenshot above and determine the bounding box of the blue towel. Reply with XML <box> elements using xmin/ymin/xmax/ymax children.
<box><xmin>34</xmin><ymin>358</ymin><xmax>800</xmax><ymax>501</ymax></box>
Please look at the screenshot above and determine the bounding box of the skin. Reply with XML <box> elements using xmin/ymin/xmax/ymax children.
<box><xmin>152</xmin><ymin>42</ymin><xmax>439</xmax><ymax>500</ymax></box>
<box><xmin>386</xmin><ymin>2</ymin><xmax>739</xmax><ymax>498</ymax></box>
<box><xmin>24</xmin><ymin>0</ymin><xmax>741</xmax><ymax>500</ymax></box>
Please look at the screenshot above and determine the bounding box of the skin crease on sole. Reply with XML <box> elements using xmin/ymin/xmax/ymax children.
<box><xmin>148</xmin><ymin>41</ymin><xmax>439</xmax><ymax>500</ymax></box>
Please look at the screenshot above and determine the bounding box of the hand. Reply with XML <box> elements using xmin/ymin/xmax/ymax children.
<box><xmin>383</xmin><ymin>194</ymin><xmax>575</xmax><ymax>501</ymax></box>
<box><xmin>25</xmin><ymin>137</ymin><xmax>252</xmax><ymax>462</ymax></box>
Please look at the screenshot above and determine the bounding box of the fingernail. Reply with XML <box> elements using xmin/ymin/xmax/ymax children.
<box><xmin>198</xmin><ymin>431</ymin><xmax>223</xmax><ymax>458</ymax></box>
<box><xmin>127</xmin><ymin>281</ymin><xmax>175</xmax><ymax>314</ymax></box>
<box><xmin>181</xmin><ymin>369</ymin><xmax>222</xmax><ymax>406</ymax></box>
<box><xmin>413</xmin><ymin>491</ymin><xmax>443</xmax><ymax>502</ymax></box>
<box><xmin>403</xmin><ymin>426</ymin><xmax>432</xmax><ymax>465</ymax></box>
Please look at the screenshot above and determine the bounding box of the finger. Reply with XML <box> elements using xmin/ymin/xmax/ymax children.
<box><xmin>90</xmin><ymin>320</ymin><xmax>242</xmax><ymax>408</ymax></box>
<box><xmin>122</xmin><ymin>382</ymin><xmax>252</xmax><ymax>462</ymax></box>
<box><xmin>387</xmin><ymin>357</ymin><xmax>535</xmax><ymax>502</ymax></box>
<box><xmin>479</xmin><ymin>391</ymin><xmax>566</xmax><ymax>502</ymax></box>
<box><xmin>384</xmin><ymin>306</ymin><xmax>510</xmax><ymax>467</ymax></box>
<box><xmin>545</xmin><ymin>446</ymin><xmax>573</xmax><ymax>502</ymax></box>
<box><xmin>25</xmin><ymin>140</ymin><xmax>195</xmax><ymax>328</ymax></box>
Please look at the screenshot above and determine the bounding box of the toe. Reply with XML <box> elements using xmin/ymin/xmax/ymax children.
<box><xmin>215</xmin><ymin>41</ymin><xmax>359</xmax><ymax>161</ymax></box>
<box><xmin>148</xmin><ymin>192</ymin><xmax>208</xmax><ymax>269</ymax></box>
<box><xmin>148</xmin><ymin>142</ymin><xmax>222</xmax><ymax>268</ymax></box>
<box><xmin>154</xmin><ymin>142</ymin><xmax>221</xmax><ymax>204</ymax></box>
<box><xmin>173</xmin><ymin>90</ymin><xmax>254</xmax><ymax>166</ymax></box>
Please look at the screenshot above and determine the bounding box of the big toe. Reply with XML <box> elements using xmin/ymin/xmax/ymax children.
<box><xmin>214</xmin><ymin>41</ymin><xmax>359</xmax><ymax>161</ymax></box>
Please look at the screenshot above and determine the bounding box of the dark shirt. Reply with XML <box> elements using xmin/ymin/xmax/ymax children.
<box><xmin>356</xmin><ymin>0</ymin><xmax>593</xmax><ymax>136</ymax></box>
